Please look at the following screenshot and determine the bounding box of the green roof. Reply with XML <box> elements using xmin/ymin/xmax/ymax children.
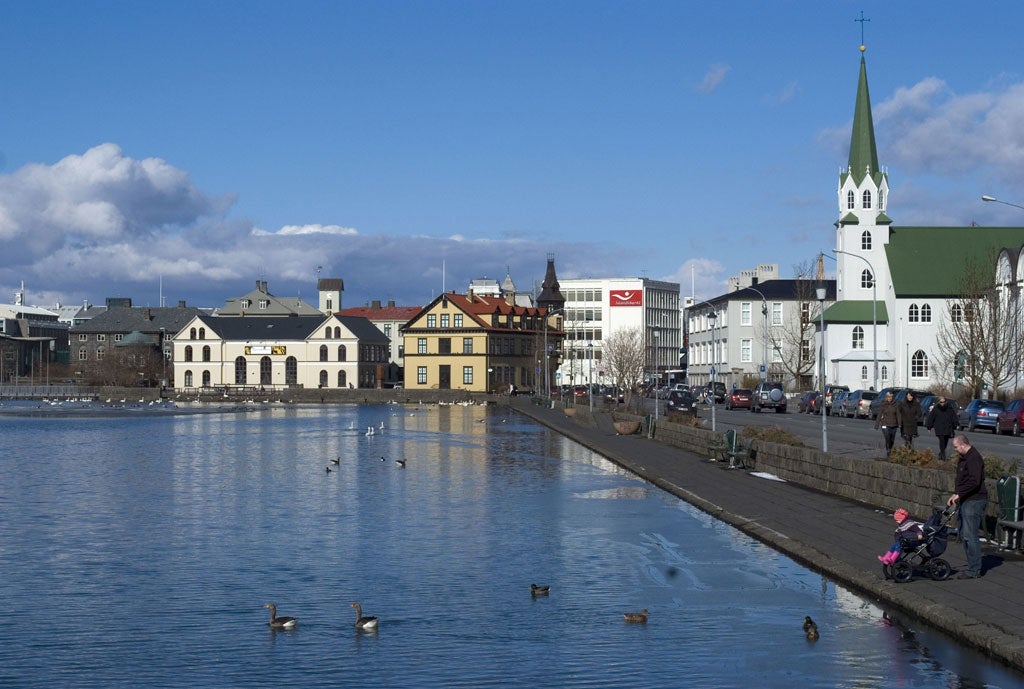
<box><xmin>885</xmin><ymin>226</ymin><xmax>1024</xmax><ymax>295</ymax></box>
<box><xmin>876</xmin><ymin>211</ymin><xmax>892</xmax><ymax>225</ymax></box>
<box><xmin>823</xmin><ymin>300</ymin><xmax>888</xmax><ymax>324</ymax></box>
<box><xmin>847</xmin><ymin>56</ymin><xmax>883</xmax><ymax>187</ymax></box>
<box><xmin>840</xmin><ymin>212</ymin><xmax>859</xmax><ymax>225</ymax></box>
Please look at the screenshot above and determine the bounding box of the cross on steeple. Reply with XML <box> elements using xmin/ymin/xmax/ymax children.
<box><xmin>855</xmin><ymin>10</ymin><xmax>870</xmax><ymax>48</ymax></box>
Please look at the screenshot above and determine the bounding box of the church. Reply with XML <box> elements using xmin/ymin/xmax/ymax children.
<box><xmin>823</xmin><ymin>45</ymin><xmax>1024</xmax><ymax>395</ymax></box>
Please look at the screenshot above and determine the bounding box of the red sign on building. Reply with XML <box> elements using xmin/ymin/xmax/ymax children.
<box><xmin>609</xmin><ymin>290</ymin><xmax>643</xmax><ymax>307</ymax></box>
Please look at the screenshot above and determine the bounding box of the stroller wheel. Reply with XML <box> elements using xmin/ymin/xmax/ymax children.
<box><xmin>892</xmin><ymin>560</ymin><xmax>913</xmax><ymax>583</ymax></box>
<box><xmin>928</xmin><ymin>558</ymin><xmax>952</xmax><ymax>581</ymax></box>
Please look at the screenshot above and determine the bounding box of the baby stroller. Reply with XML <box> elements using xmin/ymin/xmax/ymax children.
<box><xmin>882</xmin><ymin>505</ymin><xmax>958</xmax><ymax>583</ymax></box>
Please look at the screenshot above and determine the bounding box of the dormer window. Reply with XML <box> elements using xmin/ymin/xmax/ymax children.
<box><xmin>862</xmin><ymin>190</ymin><xmax>872</xmax><ymax>209</ymax></box>
<box><xmin>241</xmin><ymin>299</ymin><xmax>251</xmax><ymax>309</ymax></box>
<box><xmin>258</xmin><ymin>299</ymin><xmax>269</xmax><ymax>310</ymax></box>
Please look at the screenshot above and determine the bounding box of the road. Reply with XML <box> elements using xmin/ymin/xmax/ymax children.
<box><xmin>643</xmin><ymin>395</ymin><xmax>1024</xmax><ymax>463</ymax></box>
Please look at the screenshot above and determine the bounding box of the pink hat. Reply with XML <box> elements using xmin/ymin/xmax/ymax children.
<box><xmin>894</xmin><ymin>509</ymin><xmax>908</xmax><ymax>522</ymax></box>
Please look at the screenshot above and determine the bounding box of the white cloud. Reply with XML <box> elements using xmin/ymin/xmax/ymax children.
<box><xmin>662</xmin><ymin>258</ymin><xmax>726</xmax><ymax>301</ymax></box>
<box><xmin>697</xmin><ymin>64</ymin><xmax>731</xmax><ymax>94</ymax></box>
<box><xmin>252</xmin><ymin>223</ymin><xmax>358</xmax><ymax>236</ymax></box>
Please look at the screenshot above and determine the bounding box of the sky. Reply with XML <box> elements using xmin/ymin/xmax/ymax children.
<box><xmin>4</xmin><ymin>1</ymin><xmax>1024</xmax><ymax>312</ymax></box>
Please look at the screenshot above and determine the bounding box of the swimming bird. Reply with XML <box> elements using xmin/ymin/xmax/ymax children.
<box><xmin>350</xmin><ymin>602</ymin><xmax>379</xmax><ymax>630</ymax></box>
<box><xmin>380</xmin><ymin>421</ymin><xmax>385</xmax><ymax>430</ymax></box>
<box><xmin>530</xmin><ymin>584</ymin><xmax>550</xmax><ymax>596</ymax></box>
<box><xmin>396</xmin><ymin>459</ymin><xmax>406</xmax><ymax>468</ymax></box>
<box><xmin>326</xmin><ymin>465</ymin><xmax>332</xmax><ymax>473</ymax></box>
<box><xmin>623</xmin><ymin>609</ymin><xmax>648</xmax><ymax>624</ymax></box>
<box><xmin>803</xmin><ymin>616</ymin><xmax>819</xmax><ymax>642</ymax></box>
<box><xmin>264</xmin><ymin>603</ymin><xmax>297</xmax><ymax>629</ymax></box>
<box><xmin>381</xmin><ymin>455</ymin><xmax>387</xmax><ymax>462</ymax></box>
<box><xmin>366</xmin><ymin>426</ymin><xmax>375</xmax><ymax>436</ymax></box>
<box><xmin>331</xmin><ymin>456</ymin><xmax>340</xmax><ymax>465</ymax></box>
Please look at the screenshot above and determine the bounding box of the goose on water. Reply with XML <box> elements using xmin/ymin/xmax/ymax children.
<box><xmin>623</xmin><ymin>609</ymin><xmax>648</xmax><ymax>624</ymax></box>
<box><xmin>350</xmin><ymin>602</ymin><xmax>379</xmax><ymax>631</ymax></box>
<box><xmin>264</xmin><ymin>603</ymin><xmax>297</xmax><ymax>629</ymax></box>
<box><xmin>530</xmin><ymin>584</ymin><xmax>550</xmax><ymax>596</ymax></box>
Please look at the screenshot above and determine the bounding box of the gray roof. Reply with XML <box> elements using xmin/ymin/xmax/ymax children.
<box><xmin>194</xmin><ymin>315</ymin><xmax>387</xmax><ymax>343</ymax></box>
<box><xmin>72</xmin><ymin>306</ymin><xmax>204</xmax><ymax>335</ymax></box>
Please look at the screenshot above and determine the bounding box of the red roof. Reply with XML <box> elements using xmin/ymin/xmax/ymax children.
<box><xmin>337</xmin><ymin>305</ymin><xmax>422</xmax><ymax>320</ymax></box>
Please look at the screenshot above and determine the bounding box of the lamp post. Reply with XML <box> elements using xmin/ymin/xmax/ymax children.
<box><xmin>587</xmin><ymin>342</ymin><xmax>594</xmax><ymax>412</ymax></box>
<box><xmin>816</xmin><ymin>283</ymin><xmax>828</xmax><ymax>453</ymax></box>
<box><xmin>543</xmin><ymin>308</ymin><xmax>564</xmax><ymax>404</ymax></box>
<box><xmin>833</xmin><ymin>249</ymin><xmax>878</xmax><ymax>392</ymax></box>
<box><xmin>160</xmin><ymin>327</ymin><xmax>167</xmax><ymax>389</ymax></box>
<box><xmin>982</xmin><ymin>195</ymin><xmax>1024</xmax><ymax>212</ymax></box>
<box><xmin>707</xmin><ymin>309</ymin><xmax>717</xmax><ymax>432</ymax></box>
<box><xmin>736</xmin><ymin>286</ymin><xmax>769</xmax><ymax>380</ymax></box>
<box><xmin>652</xmin><ymin>327</ymin><xmax>660</xmax><ymax>425</ymax></box>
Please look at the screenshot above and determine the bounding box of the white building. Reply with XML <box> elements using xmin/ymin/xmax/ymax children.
<box><xmin>554</xmin><ymin>277</ymin><xmax>680</xmax><ymax>387</ymax></box>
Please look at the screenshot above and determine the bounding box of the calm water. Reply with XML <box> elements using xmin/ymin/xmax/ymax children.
<box><xmin>0</xmin><ymin>401</ymin><xmax>1019</xmax><ymax>688</ymax></box>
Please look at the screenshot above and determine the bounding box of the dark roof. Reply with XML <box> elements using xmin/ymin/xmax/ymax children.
<box><xmin>317</xmin><ymin>278</ymin><xmax>344</xmax><ymax>291</ymax></box>
<box><xmin>193</xmin><ymin>315</ymin><xmax>387</xmax><ymax>343</ymax></box>
<box><xmin>705</xmin><ymin>279</ymin><xmax>836</xmax><ymax>306</ymax></box>
<box><xmin>73</xmin><ymin>306</ymin><xmax>204</xmax><ymax>334</ymax></box>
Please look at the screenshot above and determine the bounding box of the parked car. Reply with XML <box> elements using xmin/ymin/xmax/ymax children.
<box><xmin>665</xmin><ymin>390</ymin><xmax>698</xmax><ymax>414</ymax></box>
<box><xmin>958</xmin><ymin>398</ymin><xmax>1005</xmax><ymax>433</ymax></box>
<box><xmin>752</xmin><ymin>381</ymin><xmax>787</xmax><ymax>413</ymax></box>
<box><xmin>725</xmin><ymin>388</ymin><xmax>752</xmax><ymax>410</ymax></box>
<box><xmin>572</xmin><ymin>385</ymin><xmax>589</xmax><ymax>399</ymax></box>
<box><xmin>798</xmin><ymin>391</ymin><xmax>820</xmax><ymax>414</ymax></box>
<box><xmin>997</xmin><ymin>398</ymin><xmax>1024</xmax><ymax>436</ymax></box>
<box><xmin>690</xmin><ymin>385</ymin><xmax>707</xmax><ymax>402</ymax></box>
<box><xmin>830</xmin><ymin>389</ymin><xmax>850</xmax><ymax>416</ymax></box>
<box><xmin>709</xmin><ymin>381</ymin><xmax>727</xmax><ymax>404</ymax></box>
<box><xmin>840</xmin><ymin>390</ymin><xmax>877</xmax><ymax>419</ymax></box>
<box><xmin>918</xmin><ymin>395</ymin><xmax>959</xmax><ymax>423</ymax></box>
<box><xmin>672</xmin><ymin>383</ymin><xmax>690</xmax><ymax>393</ymax></box>
<box><xmin>823</xmin><ymin>385</ymin><xmax>849</xmax><ymax>415</ymax></box>
<box><xmin>893</xmin><ymin>388</ymin><xmax>929</xmax><ymax>407</ymax></box>
<box><xmin>869</xmin><ymin>387</ymin><xmax>906</xmax><ymax>420</ymax></box>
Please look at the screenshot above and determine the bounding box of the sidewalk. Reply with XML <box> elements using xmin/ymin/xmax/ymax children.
<box><xmin>510</xmin><ymin>398</ymin><xmax>1024</xmax><ymax>672</ymax></box>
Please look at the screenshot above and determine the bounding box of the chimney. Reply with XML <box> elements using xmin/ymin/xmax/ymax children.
<box><xmin>256</xmin><ymin>279</ymin><xmax>262</xmax><ymax>292</ymax></box>
<box><xmin>467</xmin><ymin>288</ymin><xmax>474</xmax><ymax>301</ymax></box>
<box><xmin>143</xmin><ymin>308</ymin><xmax>152</xmax><ymax>320</ymax></box>
<box><xmin>371</xmin><ymin>300</ymin><xmax>382</xmax><ymax>309</ymax></box>
<box><xmin>262</xmin><ymin>280</ymin><xmax>268</xmax><ymax>293</ymax></box>
<box><xmin>178</xmin><ymin>300</ymin><xmax>186</xmax><ymax>308</ymax></box>
<box><xmin>387</xmin><ymin>300</ymin><xmax>395</xmax><ymax>307</ymax></box>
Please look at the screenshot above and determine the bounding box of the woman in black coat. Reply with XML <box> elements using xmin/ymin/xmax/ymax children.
<box><xmin>897</xmin><ymin>391</ymin><xmax>922</xmax><ymax>449</ymax></box>
<box><xmin>926</xmin><ymin>396</ymin><xmax>959</xmax><ymax>460</ymax></box>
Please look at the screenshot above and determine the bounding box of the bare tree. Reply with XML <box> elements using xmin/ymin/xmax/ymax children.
<box><xmin>602</xmin><ymin>326</ymin><xmax>646</xmax><ymax>410</ymax></box>
<box><xmin>765</xmin><ymin>260</ymin><xmax>821</xmax><ymax>390</ymax></box>
<box><xmin>936</xmin><ymin>253</ymin><xmax>1016</xmax><ymax>398</ymax></box>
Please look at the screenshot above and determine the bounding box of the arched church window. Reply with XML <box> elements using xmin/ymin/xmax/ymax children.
<box><xmin>860</xmin><ymin>270</ymin><xmax>873</xmax><ymax>289</ymax></box>
<box><xmin>921</xmin><ymin>304</ymin><xmax>932</xmax><ymax>322</ymax></box>
<box><xmin>908</xmin><ymin>304</ymin><xmax>919</xmax><ymax>322</ymax></box>
<box><xmin>852</xmin><ymin>326</ymin><xmax>864</xmax><ymax>349</ymax></box>
<box><xmin>911</xmin><ymin>350</ymin><xmax>929</xmax><ymax>379</ymax></box>
<box><xmin>861</xmin><ymin>231</ymin><xmax>872</xmax><ymax>250</ymax></box>
<box><xmin>862</xmin><ymin>189</ymin><xmax>872</xmax><ymax>209</ymax></box>
<box><xmin>847</xmin><ymin>190</ymin><xmax>855</xmax><ymax>210</ymax></box>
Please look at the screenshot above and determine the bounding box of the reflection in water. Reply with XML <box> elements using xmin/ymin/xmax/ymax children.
<box><xmin>0</xmin><ymin>403</ymin><xmax>1019</xmax><ymax>689</ymax></box>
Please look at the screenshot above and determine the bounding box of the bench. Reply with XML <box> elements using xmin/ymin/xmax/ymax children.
<box><xmin>708</xmin><ymin>429</ymin><xmax>750</xmax><ymax>469</ymax></box>
<box><xmin>998</xmin><ymin>519</ymin><xmax>1024</xmax><ymax>550</ymax></box>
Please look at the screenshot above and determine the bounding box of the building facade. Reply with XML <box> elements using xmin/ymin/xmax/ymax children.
<box><xmin>338</xmin><ymin>300</ymin><xmax>422</xmax><ymax>385</ymax></box>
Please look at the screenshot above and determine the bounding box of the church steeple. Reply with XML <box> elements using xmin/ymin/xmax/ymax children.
<box><xmin>536</xmin><ymin>254</ymin><xmax>565</xmax><ymax>312</ymax></box>
<box><xmin>847</xmin><ymin>52</ymin><xmax>880</xmax><ymax>186</ymax></box>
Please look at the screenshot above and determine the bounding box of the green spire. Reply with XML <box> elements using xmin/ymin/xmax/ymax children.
<box><xmin>848</xmin><ymin>55</ymin><xmax>879</xmax><ymax>185</ymax></box>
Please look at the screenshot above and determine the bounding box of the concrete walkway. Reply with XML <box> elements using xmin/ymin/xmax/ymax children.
<box><xmin>509</xmin><ymin>398</ymin><xmax>1024</xmax><ymax>672</ymax></box>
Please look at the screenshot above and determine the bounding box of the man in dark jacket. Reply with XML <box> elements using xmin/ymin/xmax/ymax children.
<box><xmin>874</xmin><ymin>392</ymin><xmax>899</xmax><ymax>457</ymax></box>
<box><xmin>926</xmin><ymin>397</ymin><xmax>959</xmax><ymax>460</ymax></box>
<box><xmin>897</xmin><ymin>391</ymin><xmax>922</xmax><ymax>448</ymax></box>
<box><xmin>948</xmin><ymin>435</ymin><xmax>988</xmax><ymax>579</ymax></box>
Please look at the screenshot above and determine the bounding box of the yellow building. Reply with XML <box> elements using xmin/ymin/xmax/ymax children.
<box><xmin>401</xmin><ymin>291</ymin><xmax>564</xmax><ymax>393</ymax></box>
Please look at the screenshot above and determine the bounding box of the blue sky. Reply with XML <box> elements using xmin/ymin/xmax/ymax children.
<box><xmin>4</xmin><ymin>1</ymin><xmax>1024</xmax><ymax>311</ymax></box>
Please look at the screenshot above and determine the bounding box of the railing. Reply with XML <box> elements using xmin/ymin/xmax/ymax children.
<box><xmin>0</xmin><ymin>385</ymin><xmax>86</xmax><ymax>399</ymax></box>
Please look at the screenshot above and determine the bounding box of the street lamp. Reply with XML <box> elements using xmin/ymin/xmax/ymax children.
<box><xmin>652</xmin><ymin>327</ymin><xmax>660</xmax><ymax>426</ymax></box>
<box><xmin>707</xmin><ymin>308</ymin><xmax>717</xmax><ymax>433</ymax></box>
<box><xmin>587</xmin><ymin>342</ymin><xmax>594</xmax><ymax>412</ymax></box>
<box><xmin>543</xmin><ymin>308</ymin><xmax>564</xmax><ymax>404</ymax></box>
<box><xmin>736</xmin><ymin>286</ymin><xmax>769</xmax><ymax>380</ymax></box>
<box><xmin>982</xmin><ymin>195</ymin><xmax>1024</xmax><ymax>212</ymax></box>
<box><xmin>160</xmin><ymin>327</ymin><xmax>167</xmax><ymax>390</ymax></box>
<box><xmin>833</xmin><ymin>249</ymin><xmax>878</xmax><ymax>392</ymax></box>
<box><xmin>816</xmin><ymin>283</ymin><xmax>828</xmax><ymax>453</ymax></box>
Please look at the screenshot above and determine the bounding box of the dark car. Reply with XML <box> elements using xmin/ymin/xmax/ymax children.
<box><xmin>997</xmin><ymin>399</ymin><xmax>1024</xmax><ymax>436</ymax></box>
<box><xmin>869</xmin><ymin>387</ymin><xmax>905</xmax><ymax>420</ymax></box>
<box><xmin>709</xmin><ymin>381</ymin><xmax>727</xmax><ymax>404</ymax></box>
<box><xmin>725</xmin><ymin>388</ymin><xmax>752</xmax><ymax>410</ymax></box>
<box><xmin>665</xmin><ymin>390</ymin><xmax>698</xmax><ymax>414</ymax></box>
<box><xmin>840</xmin><ymin>390</ymin><xmax>877</xmax><ymax>419</ymax></box>
<box><xmin>752</xmin><ymin>381</ymin><xmax>787</xmax><ymax>413</ymax></box>
<box><xmin>831</xmin><ymin>390</ymin><xmax>849</xmax><ymax>415</ymax></box>
<box><xmin>798</xmin><ymin>391</ymin><xmax>820</xmax><ymax>414</ymax></box>
<box><xmin>958</xmin><ymin>398</ymin><xmax>1005</xmax><ymax>433</ymax></box>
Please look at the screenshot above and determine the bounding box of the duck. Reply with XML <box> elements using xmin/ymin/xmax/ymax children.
<box><xmin>325</xmin><ymin>465</ymin><xmax>332</xmax><ymax>473</ymax></box>
<box><xmin>623</xmin><ymin>609</ymin><xmax>648</xmax><ymax>624</ymax></box>
<box><xmin>350</xmin><ymin>602</ymin><xmax>379</xmax><ymax>631</ymax></box>
<box><xmin>264</xmin><ymin>603</ymin><xmax>297</xmax><ymax>629</ymax></box>
<box><xmin>530</xmin><ymin>584</ymin><xmax>550</xmax><ymax>596</ymax></box>
<box><xmin>803</xmin><ymin>616</ymin><xmax>819</xmax><ymax>642</ymax></box>
<box><xmin>396</xmin><ymin>459</ymin><xmax>406</xmax><ymax>468</ymax></box>
<box><xmin>331</xmin><ymin>456</ymin><xmax>340</xmax><ymax>465</ymax></box>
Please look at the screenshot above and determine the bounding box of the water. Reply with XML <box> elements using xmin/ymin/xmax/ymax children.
<box><xmin>0</xmin><ymin>402</ymin><xmax>1019</xmax><ymax>688</ymax></box>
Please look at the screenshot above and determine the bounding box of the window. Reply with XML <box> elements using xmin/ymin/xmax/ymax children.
<box><xmin>324</xmin><ymin>328</ymin><xmax>332</xmax><ymax>339</ymax></box>
<box><xmin>951</xmin><ymin>303</ymin><xmax>963</xmax><ymax>322</ymax></box>
<box><xmin>740</xmin><ymin>302</ymin><xmax>752</xmax><ymax>326</ymax></box>
<box><xmin>911</xmin><ymin>350</ymin><xmax>929</xmax><ymax>379</ymax></box>
<box><xmin>96</xmin><ymin>347</ymin><xmax>105</xmax><ymax>360</ymax></box>
<box><xmin>184</xmin><ymin>370</ymin><xmax>193</xmax><ymax>387</ymax></box>
<box><xmin>847</xmin><ymin>190</ymin><xmax>855</xmax><ymax>210</ymax></box>
<box><xmin>198</xmin><ymin>328</ymin><xmax>205</xmax><ymax>340</ymax></box>
<box><xmin>338</xmin><ymin>345</ymin><xmax>346</xmax><ymax>361</ymax></box>
<box><xmin>862</xmin><ymin>189</ymin><xmax>872</xmax><ymax>209</ymax></box>
<box><xmin>114</xmin><ymin>334</ymin><xmax>123</xmax><ymax>342</ymax></box>
<box><xmin>800</xmin><ymin>302</ymin><xmax>810</xmax><ymax>324</ymax></box>
<box><xmin>861</xmin><ymin>365</ymin><xmax>868</xmax><ymax>380</ymax></box>
<box><xmin>740</xmin><ymin>338</ymin><xmax>752</xmax><ymax>363</ymax></box>
<box><xmin>97</xmin><ymin>334</ymin><xmax>106</xmax><ymax>342</ymax></box>
<box><xmin>241</xmin><ymin>299</ymin><xmax>251</xmax><ymax>309</ymax></box>
<box><xmin>384</xmin><ymin>324</ymin><xmax>392</xmax><ymax>337</ymax></box>
<box><xmin>440</xmin><ymin>314</ymin><xmax>450</xmax><ymax>327</ymax></box>
<box><xmin>454</xmin><ymin>314</ymin><xmax>463</xmax><ymax>327</ymax></box>
<box><xmin>852</xmin><ymin>326</ymin><xmax>864</xmax><ymax>349</ymax></box>
<box><xmin>881</xmin><ymin>365</ymin><xmax>889</xmax><ymax>381</ymax></box>
<box><xmin>878</xmin><ymin>189</ymin><xmax>884</xmax><ymax>209</ymax></box>
<box><xmin>908</xmin><ymin>304</ymin><xmax>919</xmax><ymax>322</ymax></box>
<box><xmin>79</xmin><ymin>347</ymin><xmax>87</xmax><ymax>361</ymax></box>
<box><xmin>801</xmin><ymin>339</ymin><xmax>811</xmax><ymax>363</ymax></box>
<box><xmin>258</xmin><ymin>299</ymin><xmax>269</xmax><ymax>310</ymax></box>
<box><xmin>439</xmin><ymin>338</ymin><xmax>451</xmax><ymax>354</ymax></box>
<box><xmin>319</xmin><ymin>344</ymin><xmax>328</xmax><ymax>362</ymax></box>
<box><xmin>190</xmin><ymin>328</ymin><xmax>196</xmax><ymax>340</ymax></box>
<box><xmin>921</xmin><ymin>304</ymin><xmax>932</xmax><ymax>322</ymax></box>
<box><xmin>202</xmin><ymin>345</ymin><xmax>211</xmax><ymax>362</ymax></box>
<box><xmin>861</xmin><ymin>231</ymin><xmax>872</xmax><ymax>250</ymax></box>
<box><xmin>417</xmin><ymin>338</ymin><xmax>427</xmax><ymax>354</ymax></box>
<box><xmin>337</xmin><ymin>370</ymin><xmax>346</xmax><ymax>388</ymax></box>
<box><xmin>320</xmin><ymin>370</ymin><xmax>328</xmax><ymax>388</ymax></box>
<box><xmin>417</xmin><ymin>366</ymin><xmax>427</xmax><ymax>384</ymax></box>
<box><xmin>334</xmin><ymin>327</ymin><xmax>340</xmax><ymax>338</ymax></box>
<box><xmin>771</xmin><ymin>303</ymin><xmax>782</xmax><ymax>326</ymax></box>
<box><xmin>325</xmin><ymin>299</ymin><xmax>333</xmax><ymax>311</ymax></box>
<box><xmin>463</xmin><ymin>366</ymin><xmax>473</xmax><ymax>385</ymax></box>
<box><xmin>260</xmin><ymin>356</ymin><xmax>271</xmax><ymax>385</ymax></box>
<box><xmin>427</xmin><ymin>314</ymin><xmax>436</xmax><ymax>328</ymax></box>
<box><xmin>236</xmin><ymin>356</ymin><xmax>248</xmax><ymax>384</ymax></box>
<box><xmin>185</xmin><ymin>345</ymin><xmax>193</xmax><ymax>362</ymax></box>
<box><xmin>463</xmin><ymin>337</ymin><xmax>473</xmax><ymax>354</ymax></box>
<box><xmin>861</xmin><ymin>270</ymin><xmax>873</xmax><ymax>289</ymax></box>
<box><xmin>963</xmin><ymin>303</ymin><xmax>975</xmax><ymax>322</ymax></box>
<box><xmin>202</xmin><ymin>371</ymin><xmax>211</xmax><ymax>387</ymax></box>
<box><xmin>78</xmin><ymin>333</ymin><xmax>87</xmax><ymax>341</ymax></box>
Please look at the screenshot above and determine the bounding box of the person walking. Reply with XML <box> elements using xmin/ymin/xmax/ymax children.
<box><xmin>897</xmin><ymin>391</ymin><xmax>922</xmax><ymax>449</ymax></box>
<box><xmin>926</xmin><ymin>396</ymin><xmax>959</xmax><ymax>460</ymax></box>
<box><xmin>874</xmin><ymin>391</ymin><xmax>899</xmax><ymax>457</ymax></box>
<box><xmin>947</xmin><ymin>434</ymin><xmax>988</xmax><ymax>579</ymax></box>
